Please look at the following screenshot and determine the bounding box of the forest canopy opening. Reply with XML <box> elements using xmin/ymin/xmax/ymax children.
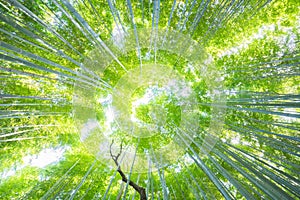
<box><xmin>0</xmin><ymin>0</ymin><xmax>299</xmax><ymax>199</ymax></box>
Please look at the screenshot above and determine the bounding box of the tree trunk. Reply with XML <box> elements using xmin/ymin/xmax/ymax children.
<box><xmin>139</xmin><ymin>187</ymin><xmax>147</xmax><ymax>200</ymax></box>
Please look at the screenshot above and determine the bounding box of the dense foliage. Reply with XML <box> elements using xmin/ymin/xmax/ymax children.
<box><xmin>0</xmin><ymin>0</ymin><xmax>299</xmax><ymax>199</ymax></box>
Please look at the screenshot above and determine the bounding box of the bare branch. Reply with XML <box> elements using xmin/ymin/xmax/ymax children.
<box><xmin>116</xmin><ymin>140</ymin><xmax>123</xmax><ymax>160</ymax></box>
<box><xmin>109</xmin><ymin>139</ymin><xmax>114</xmax><ymax>159</ymax></box>
<box><xmin>110</xmin><ymin>141</ymin><xmax>147</xmax><ymax>200</ymax></box>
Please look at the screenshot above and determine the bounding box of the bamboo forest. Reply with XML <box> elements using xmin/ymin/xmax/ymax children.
<box><xmin>0</xmin><ymin>0</ymin><xmax>299</xmax><ymax>199</ymax></box>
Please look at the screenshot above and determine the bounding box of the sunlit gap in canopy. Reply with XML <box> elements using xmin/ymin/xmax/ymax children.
<box><xmin>1</xmin><ymin>146</ymin><xmax>69</xmax><ymax>180</ymax></box>
<box><xmin>216</xmin><ymin>23</ymin><xmax>298</xmax><ymax>58</ymax></box>
<box><xmin>0</xmin><ymin>0</ymin><xmax>299</xmax><ymax>199</ymax></box>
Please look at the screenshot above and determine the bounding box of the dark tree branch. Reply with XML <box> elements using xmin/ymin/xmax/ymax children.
<box><xmin>110</xmin><ymin>140</ymin><xmax>147</xmax><ymax>200</ymax></box>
